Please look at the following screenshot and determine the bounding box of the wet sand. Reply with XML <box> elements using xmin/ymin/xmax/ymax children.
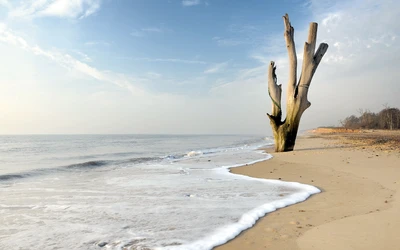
<box><xmin>216</xmin><ymin>130</ymin><xmax>400</xmax><ymax>250</ymax></box>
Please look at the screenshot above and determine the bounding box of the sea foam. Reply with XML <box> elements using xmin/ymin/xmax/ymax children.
<box><xmin>157</xmin><ymin>157</ymin><xmax>319</xmax><ymax>250</ymax></box>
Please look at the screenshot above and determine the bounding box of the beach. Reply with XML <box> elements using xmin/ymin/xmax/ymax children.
<box><xmin>1</xmin><ymin>132</ymin><xmax>399</xmax><ymax>249</ymax></box>
<box><xmin>217</xmin><ymin>130</ymin><xmax>400</xmax><ymax>250</ymax></box>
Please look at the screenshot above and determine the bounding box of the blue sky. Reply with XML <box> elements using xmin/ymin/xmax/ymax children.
<box><xmin>0</xmin><ymin>0</ymin><xmax>399</xmax><ymax>134</ymax></box>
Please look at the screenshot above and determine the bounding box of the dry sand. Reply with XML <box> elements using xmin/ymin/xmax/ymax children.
<box><xmin>216</xmin><ymin>130</ymin><xmax>400</xmax><ymax>250</ymax></box>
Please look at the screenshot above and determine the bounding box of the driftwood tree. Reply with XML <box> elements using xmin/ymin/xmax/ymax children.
<box><xmin>267</xmin><ymin>14</ymin><xmax>328</xmax><ymax>152</ymax></box>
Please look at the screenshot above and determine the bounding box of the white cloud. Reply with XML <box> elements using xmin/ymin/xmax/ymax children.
<box><xmin>212</xmin><ymin>36</ymin><xmax>245</xmax><ymax>46</ymax></box>
<box><xmin>0</xmin><ymin>23</ymin><xmax>145</xmax><ymax>96</ymax></box>
<box><xmin>0</xmin><ymin>0</ymin><xmax>11</xmax><ymax>8</ymax></box>
<box><xmin>146</xmin><ymin>72</ymin><xmax>162</xmax><ymax>79</ymax></box>
<box><xmin>212</xmin><ymin>24</ymin><xmax>265</xmax><ymax>48</ymax></box>
<box><xmin>9</xmin><ymin>0</ymin><xmax>101</xmax><ymax>19</ymax></box>
<box><xmin>130</xmin><ymin>27</ymin><xmax>166</xmax><ymax>37</ymax></box>
<box><xmin>73</xmin><ymin>50</ymin><xmax>92</xmax><ymax>62</ymax></box>
<box><xmin>182</xmin><ymin>0</ymin><xmax>201</xmax><ymax>7</ymax></box>
<box><xmin>204</xmin><ymin>62</ymin><xmax>228</xmax><ymax>74</ymax></box>
<box><xmin>250</xmin><ymin>55</ymin><xmax>269</xmax><ymax>65</ymax></box>
<box><xmin>321</xmin><ymin>12</ymin><xmax>341</xmax><ymax>27</ymax></box>
<box><xmin>130</xmin><ymin>30</ymin><xmax>144</xmax><ymax>37</ymax></box>
<box><xmin>141</xmin><ymin>27</ymin><xmax>163</xmax><ymax>33</ymax></box>
<box><xmin>84</xmin><ymin>40</ymin><xmax>110</xmax><ymax>46</ymax></box>
<box><xmin>137</xmin><ymin>57</ymin><xmax>208</xmax><ymax>64</ymax></box>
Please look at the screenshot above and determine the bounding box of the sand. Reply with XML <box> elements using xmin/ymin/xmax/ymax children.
<box><xmin>216</xmin><ymin>131</ymin><xmax>400</xmax><ymax>250</ymax></box>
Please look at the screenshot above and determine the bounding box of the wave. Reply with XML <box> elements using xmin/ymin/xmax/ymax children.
<box><xmin>0</xmin><ymin>174</ymin><xmax>28</xmax><ymax>181</ymax></box>
<box><xmin>123</xmin><ymin>157</ymin><xmax>161</xmax><ymax>164</ymax></box>
<box><xmin>183</xmin><ymin>138</ymin><xmax>273</xmax><ymax>159</ymax></box>
<box><xmin>0</xmin><ymin>137</ymin><xmax>273</xmax><ymax>183</ymax></box>
<box><xmin>65</xmin><ymin>160</ymin><xmax>109</xmax><ymax>169</ymax></box>
<box><xmin>0</xmin><ymin>157</ymin><xmax>163</xmax><ymax>183</ymax></box>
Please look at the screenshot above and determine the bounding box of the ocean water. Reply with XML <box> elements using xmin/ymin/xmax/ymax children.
<box><xmin>0</xmin><ymin>135</ymin><xmax>319</xmax><ymax>250</ymax></box>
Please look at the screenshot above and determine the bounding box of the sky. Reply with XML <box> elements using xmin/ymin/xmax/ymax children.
<box><xmin>0</xmin><ymin>0</ymin><xmax>399</xmax><ymax>135</ymax></box>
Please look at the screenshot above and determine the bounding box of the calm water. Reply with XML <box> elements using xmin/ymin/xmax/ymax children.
<box><xmin>0</xmin><ymin>135</ymin><xmax>319</xmax><ymax>250</ymax></box>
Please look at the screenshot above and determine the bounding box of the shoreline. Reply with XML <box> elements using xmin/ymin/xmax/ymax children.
<box><xmin>216</xmin><ymin>131</ymin><xmax>400</xmax><ymax>250</ymax></box>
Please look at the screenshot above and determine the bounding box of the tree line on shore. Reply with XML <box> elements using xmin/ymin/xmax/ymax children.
<box><xmin>340</xmin><ymin>106</ymin><xmax>400</xmax><ymax>130</ymax></box>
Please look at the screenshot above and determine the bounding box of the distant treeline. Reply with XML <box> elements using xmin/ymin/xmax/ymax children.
<box><xmin>340</xmin><ymin>106</ymin><xmax>400</xmax><ymax>130</ymax></box>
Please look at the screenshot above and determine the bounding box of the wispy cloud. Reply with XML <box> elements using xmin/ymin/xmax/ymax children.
<box><xmin>0</xmin><ymin>23</ymin><xmax>145</xmax><ymax>95</ymax></box>
<box><xmin>212</xmin><ymin>36</ymin><xmax>245</xmax><ymax>47</ymax></box>
<box><xmin>209</xmin><ymin>65</ymin><xmax>266</xmax><ymax>96</ymax></box>
<box><xmin>130</xmin><ymin>27</ymin><xmax>166</xmax><ymax>37</ymax></box>
<box><xmin>228</xmin><ymin>24</ymin><xmax>260</xmax><ymax>33</ymax></box>
<box><xmin>146</xmin><ymin>72</ymin><xmax>162</xmax><ymax>79</ymax></box>
<box><xmin>310</xmin><ymin>0</ymin><xmax>399</xmax><ymax>67</ymax></box>
<box><xmin>170</xmin><ymin>76</ymin><xmax>207</xmax><ymax>86</ymax></box>
<box><xmin>182</xmin><ymin>0</ymin><xmax>201</xmax><ymax>7</ymax></box>
<box><xmin>9</xmin><ymin>0</ymin><xmax>102</xmax><ymax>19</ymax></box>
<box><xmin>141</xmin><ymin>27</ymin><xmax>163</xmax><ymax>33</ymax></box>
<box><xmin>0</xmin><ymin>0</ymin><xmax>11</xmax><ymax>8</ymax></box>
<box><xmin>84</xmin><ymin>40</ymin><xmax>110</xmax><ymax>46</ymax></box>
<box><xmin>249</xmin><ymin>55</ymin><xmax>269</xmax><ymax>65</ymax></box>
<box><xmin>213</xmin><ymin>24</ymin><xmax>266</xmax><ymax>48</ymax></box>
<box><xmin>204</xmin><ymin>62</ymin><xmax>229</xmax><ymax>74</ymax></box>
<box><xmin>130</xmin><ymin>30</ymin><xmax>144</xmax><ymax>37</ymax></box>
<box><xmin>137</xmin><ymin>57</ymin><xmax>208</xmax><ymax>64</ymax></box>
<box><xmin>72</xmin><ymin>50</ymin><xmax>92</xmax><ymax>62</ymax></box>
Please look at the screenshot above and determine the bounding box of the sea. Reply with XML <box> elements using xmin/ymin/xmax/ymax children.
<box><xmin>0</xmin><ymin>134</ymin><xmax>319</xmax><ymax>250</ymax></box>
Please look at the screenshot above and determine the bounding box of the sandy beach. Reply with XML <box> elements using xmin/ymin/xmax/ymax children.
<box><xmin>217</xmin><ymin>130</ymin><xmax>400</xmax><ymax>250</ymax></box>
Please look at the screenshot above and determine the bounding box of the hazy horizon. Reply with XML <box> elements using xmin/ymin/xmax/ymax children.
<box><xmin>1</xmin><ymin>0</ymin><xmax>399</xmax><ymax>135</ymax></box>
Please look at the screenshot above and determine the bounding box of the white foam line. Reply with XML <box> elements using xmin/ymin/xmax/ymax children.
<box><xmin>157</xmin><ymin>150</ymin><xmax>320</xmax><ymax>250</ymax></box>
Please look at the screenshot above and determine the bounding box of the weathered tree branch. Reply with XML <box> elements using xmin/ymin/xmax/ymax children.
<box><xmin>299</xmin><ymin>23</ymin><xmax>318</xmax><ymax>90</ymax></box>
<box><xmin>297</xmin><ymin>22</ymin><xmax>329</xmax><ymax>112</ymax></box>
<box><xmin>314</xmin><ymin>43</ymin><xmax>329</xmax><ymax>67</ymax></box>
<box><xmin>283</xmin><ymin>14</ymin><xmax>297</xmax><ymax>100</ymax></box>
<box><xmin>267</xmin><ymin>61</ymin><xmax>281</xmax><ymax>117</ymax></box>
<box><xmin>267</xmin><ymin>61</ymin><xmax>283</xmax><ymax>129</ymax></box>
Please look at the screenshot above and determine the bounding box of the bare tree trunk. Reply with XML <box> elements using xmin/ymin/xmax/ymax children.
<box><xmin>267</xmin><ymin>14</ymin><xmax>328</xmax><ymax>152</ymax></box>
